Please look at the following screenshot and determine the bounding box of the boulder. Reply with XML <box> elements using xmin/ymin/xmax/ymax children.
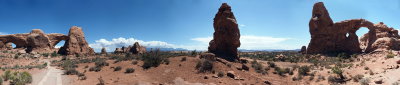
<box><xmin>227</xmin><ymin>71</ymin><xmax>236</xmax><ymax>79</ymax></box>
<box><xmin>58</xmin><ymin>26</ymin><xmax>95</xmax><ymax>55</ymax></box>
<box><xmin>241</xmin><ymin>64</ymin><xmax>249</xmax><ymax>71</ymax></box>
<box><xmin>307</xmin><ymin>2</ymin><xmax>400</xmax><ymax>54</ymax></box>
<box><xmin>208</xmin><ymin>3</ymin><xmax>241</xmax><ymax>62</ymax></box>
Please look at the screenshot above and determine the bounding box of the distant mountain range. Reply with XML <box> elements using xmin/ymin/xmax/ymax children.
<box><xmin>145</xmin><ymin>47</ymin><xmax>300</xmax><ymax>52</ymax></box>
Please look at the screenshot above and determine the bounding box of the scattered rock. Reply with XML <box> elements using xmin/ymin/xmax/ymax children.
<box><xmin>264</xmin><ymin>81</ymin><xmax>272</xmax><ymax>85</ymax></box>
<box><xmin>208</xmin><ymin>3</ymin><xmax>241</xmax><ymax>62</ymax></box>
<box><xmin>227</xmin><ymin>71</ymin><xmax>236</xmax><ymax>79</ymax></box>
<box><xmin>58</xmin><ymin>26</ymin><xmax>95</xmax><ymax>55</ymax></box>
<box><xmin>374</xmin><ymin>79</ymin><xmax>383</xmax><ymax>84</ymax></box>
<box><xmin>239</xmin><ymin>58</ymin><xmax>248</xmax><ymax>64</ymax></box>
<box><xmin>241</xmin><ymin>64</ymin><xmax>249</xmax><ymax>71</ymax></box>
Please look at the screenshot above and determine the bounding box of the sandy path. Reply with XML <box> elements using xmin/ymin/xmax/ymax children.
<box><xmin>33</xmin><ymin>59</ymin><xmax>64</xmax><ymax>85</ymax></box>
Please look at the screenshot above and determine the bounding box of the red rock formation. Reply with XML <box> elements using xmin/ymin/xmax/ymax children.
<box><xmin>307</xmin><ymin>2</ymin><xmax>400</xmax><ymax>54</ymax></box>
<box><xmin>114</xmin><ymin>42</ymin><xmax>146</xmax><ymax>54</ymax></box>
<box><xmin>58</xmin><ymin>26</ymin><xmax>95</xmax><ymax>55</ymax></box>
<box><xmin>208</xmin><ymin>3</ymin><xmax>241</xmax><ymax>62</ymax></box>
<box><xmin>101</xmin><ymin>47</ymin><xmax>107</xmax><ymax>54</ymax></box>
<box><xmin>129</xmin><ymin>42</ymin><xmax>146</xmax><ymax>54</ymax></box>
<box><xmin>0</xmin><ymin>29</ymin><xmax>68</xmax><ymax>53</ymax></box>
<box><xmin>299</xmin><ymin>46</ymin><xmax>307</xmax><ymax>54</ymax></box>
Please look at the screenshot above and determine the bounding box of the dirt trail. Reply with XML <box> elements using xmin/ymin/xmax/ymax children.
<box><xmin>32</xmin><ymin>59</ymin><xmax>64</xmax><ymax>85</ymax></box>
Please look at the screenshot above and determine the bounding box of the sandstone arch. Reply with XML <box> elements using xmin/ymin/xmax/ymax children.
<box><xmin>307</xmin><ymin>2</ymin><xmax>400</xmax><ymax>54</ymax></box>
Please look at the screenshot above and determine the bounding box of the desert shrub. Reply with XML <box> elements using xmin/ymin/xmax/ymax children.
<box><xmin>191</xmin><ymin>50</ymin><xmax>197</xmax><ymax>56</ymax></box>
<box><xmin>141</xmin><ymin>50</ymin><xmax>167</xmax><ymax>69</ymax></box>
<box><xmin>267</xmin><ymin>62</ymin><xmax>276</xmax><ymax>68</ymax></box>
<box><xmin>125</xmin><ymin>68</ymin><xmax>135</xmax><ymax>73</ymax></box>
<box><xmin>114</xmin><ymin>66</ymin><xmax>122</xmax><ymax>71</ymax></box>
<box><xmin>251</xmin><ymin>60</ymin><xmax>264</xmax><ymax>73</ymax></box>
<box><xmin>89</xmin><ymin>67</ymin><xmax>101</xmax><ymax>72</ymax></box>
<box><xmin>94</xmin><ymin>59</ymin><xmax>109</xmax><ymax>67</ymax></box>
<box><xmin>352</xmin><ymin>74</ymin><xmax>364</xmax><ymax>82</ymax></box>
<box><xmin>217</xmin><ymin>71</ymin><xmax>224</xmax><ymax>77</ymax></box>
<box><xmin>64</xmin><ymin>68</ymin><xmax>79</xmax><ymax>75</ymax></box>
<box><xmin>298</xmin><ymin>66</ymin><xmax>310</xmax><ymax>76</ymax></box>
<box><xmin>364</xmin><ymin>67</ymin><xmax>369</xmax><ymax>70</ymax></box>
<box><xmin>3</xmin><ymin>70</ymin><xmax>11</xmax><ymax>81</ymax></box>
<box><xmin>97</xmin><ymin>77</ymin><xmax>105</xmax><ymax>85</ymax></box>
<box><xmin>60</xmin><ymin>60</ymin><xmax>78</xmax><ymax>69</ymax></box>
<box><xmin>359</xmin><ymin>77</ymin><xmax>370</xmax><ymax>85</ymax></box>
<box><xmin>331</xmin><ymin>66</ymin><xmax>344</xmax><ymax>79</ymax></box>
<box><xmin>181</xmin><ymin>57</ymin><xmax>187</xmax><ymax>62</ymax></box>
<box><xmin>0</xmin><ymin>77</ymin><xmax>2</xmax><ymax>85</ymax></box>
<box><xmin>387</xmin><ymin>53</ymin><xmax>395</xmax><ymax>59</ymax></box>
<box><xmin>51</xmin><ymin>51</ymin><xmax>58</xmax><ymax>57</ymax></box>
<box><xmin>9</xmin><ymin>71</ymin><xmax>32</xmax><ymax>85</ymax></box>
<box><xmin>132</xmin><ymin>61</ymin><xmax>138</xmax><ymax>65</ymax></box>
<box><xmin>337</xmin><ymin>52</ymin><xmax>350</xmax><ymax>59</ymax></box>
<box><xmin>195</xmin><ymin>59</ymin><xmax>214</xmax><ymax>73</ymax></box>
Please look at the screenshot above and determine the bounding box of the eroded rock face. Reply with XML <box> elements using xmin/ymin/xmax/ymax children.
<box><xmin>208</xmin><ymin>3</ymin><xmax>241</xmax><ymax>62</ymax></box>
<box><xmin>307</xmin><ymin>2</ymin><xmax>400</xmax><ymax>54</ymax></box>
<box><xmin>101</xmin><ymin>47</ymin><xmax>107</xmax><ymax>54</ymax></box>
<box><xmin>58</xmin><ymin>26</ymin><xmax>95</xmax><ymax>55</ymax></box>
<box><xmin>299</xmin><ymin>46</ymin><xmax>307</xmax><ymax>54</ymax></box>
<box><xmin>114</xmin><ymin>48</ymin><xmax>124</xmax><ymax>54</ymax></box>
<box><xmin>114</xmin><ymin>42</ymin><xmax>146</xmax><ymax>54</ymax></box>
<box><xmin>0</xmin><ymin>29</ymin><xmax>68</xmax><ymax>53</ymax></box>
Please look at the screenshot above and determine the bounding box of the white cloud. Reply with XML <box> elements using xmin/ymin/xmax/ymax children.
<box><xmin>0</xmin><ymin>32</ymin><xmax>8</xmax><ymax>35</ymax></box>
<box><xmin>89</xmin><ymin>37</ymin><xmax>176</xmax><ymax>52</ymax></box>
<box><xmin>239</xmin><ymin>24</ymin><xmax>246</xmax><ymax>29</ymax></box>
<box><xmin>89</xmin><ymin>35</ymin><xmax>294</xmax><ymax>52</ymax></box>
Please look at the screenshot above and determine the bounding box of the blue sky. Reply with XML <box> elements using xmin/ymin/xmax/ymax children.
<box><xmin>0</xmin><ymin>0</ymin><xmax>399</xmax><ymax>52</ymax></box>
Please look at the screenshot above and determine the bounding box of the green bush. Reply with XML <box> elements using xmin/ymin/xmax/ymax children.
<box><xmin>0</xmin><ymin>76</ymin><xmax>3</xmax><ymax>85</ymax></box>
<box><xmin>64</xmin><ymin>68</ymin><xmax>79</xmax><ymax>75</ymax></box>
<box><xmin>51</xmin><ymin>51</ymin><xmax>58</xmax><ymax>57</ymax></box>
<box><xmin>386</xmin><ymin>53</ymin><xmax>395</xmax><ymax>59</ymax></box>
<box><xmin>298</xmin><ymin>66</ymin><xmax>310</xmax><ymax>76</ymax></box>
<box><xmin>89</xmin><ymin>67</ymin><xmax>101</xmax><ymax>72</ymax></box>
<box><xmin>331</xmin><ymin>66</ymin><xmax>344</xmax><ymax>79</ymax></box>
<box><xmin>251</xmin><ymin>60</ymin><xmax>264</xmax><ymax>73</ymax></box>
<box><xmin>9</xmin><ymin>71</ymin><xmax>32</xmax><ymax>85</ymax></box>
<box><xmin>114</xmin><ymin>66</ymin><xmax>122</xmax><ymax>71</ymax></box>
<box><xmin>3</xmin><ymin>70</ymin><xmax>11</xmax><ymax>81</ymax></box>
<box><xmin>125</xmin><ymin>68</ymin><xmax>135</xmax><ymax>73</ymax></box>
<box><xmin>195</xmin><ymin>59</ymin><xmax>214</xmax><ymax>73</ymax></box>
<box><xmin>267</xmin><ymin>62</ymin><xmax>276</xmax><ymax>68</ymax></box>
<box><xmin>141</xmin><ymin>50</ymin><xmax>166</xmax><ymax>69</ymax></box>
